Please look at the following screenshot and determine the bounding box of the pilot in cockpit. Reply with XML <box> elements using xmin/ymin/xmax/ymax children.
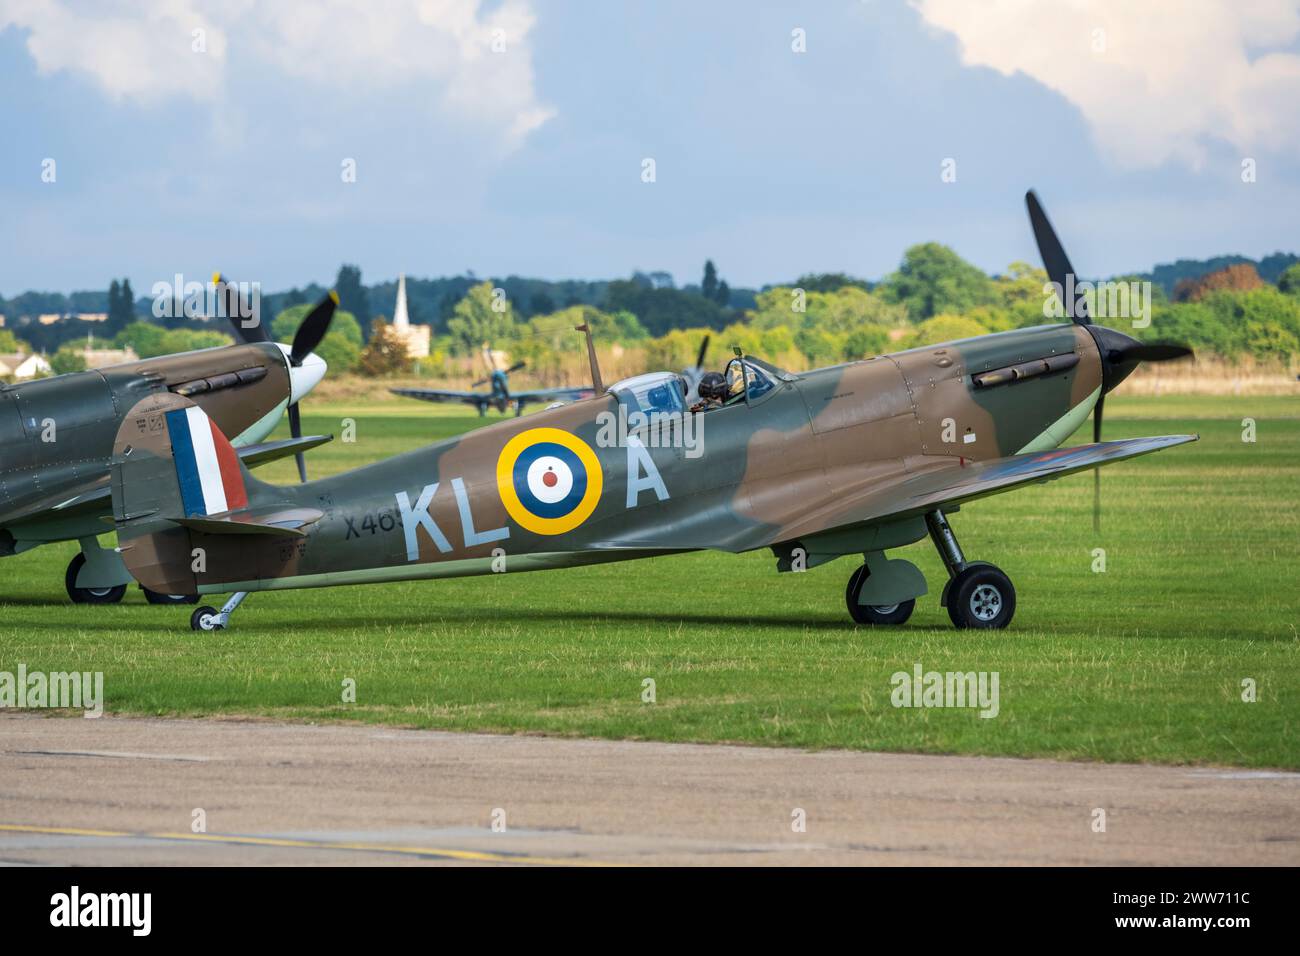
<box><xmin>689</xmin><ymin>371</ymin><xmax>727</xmax><ymax>412</ymax></box>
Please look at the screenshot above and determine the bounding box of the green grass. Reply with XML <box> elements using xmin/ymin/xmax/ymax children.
<box><xmin>2</xmin><ymin>393</ymin><xmax>1297</xmax><ymax>768</ymax></box>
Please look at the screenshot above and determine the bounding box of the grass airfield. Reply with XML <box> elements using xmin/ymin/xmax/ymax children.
<box><xmin>1</xmin><ymin>393</ymin><xmax>1296</xmax><ymax>768</ymax></box>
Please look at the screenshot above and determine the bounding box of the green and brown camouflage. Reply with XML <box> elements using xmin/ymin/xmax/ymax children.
<box><xmin>109</xmin><ymin>318</ymin><xmax>1195</xmax><ymax>629</ymax></box>
<box><xmin>0</xmin><ymin>327</ymin><xmax>332</xmax><ymax>595</ymax></box>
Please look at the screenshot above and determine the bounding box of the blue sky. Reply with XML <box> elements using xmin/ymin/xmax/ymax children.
<box><xmin>2</xmin><ymin>0</ymin><xmax>1299</xmax><ymax>296</ymax></box>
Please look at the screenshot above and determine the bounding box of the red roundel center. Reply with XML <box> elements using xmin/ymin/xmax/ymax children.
<box><xmin>542</xmin><ymin>468</ymin><xmax>558</xmax><ymax>488</ymax></box>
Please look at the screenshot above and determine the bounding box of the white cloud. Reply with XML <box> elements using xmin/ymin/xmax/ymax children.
<box><xmin>0</xmin><ymin>0</ymin><xmax>552</xmax><ymax>150</ymax></box>
<box><xmin>911</xmin><ymin>0</ymin><xmax>1300</xmax><ymax>169</ymax></box>
<box><xmin>0</xmin><ymin>0</ymin><xmax>225</xmax><ymax>102</ymax></box>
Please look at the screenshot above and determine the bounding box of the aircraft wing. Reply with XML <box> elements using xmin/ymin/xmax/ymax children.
<box><xmin>236</xmin><ymin>434</ymin><xmax>333</xmax><ymax>468</ymax></box>
<box><xmin>390</xmin><ymin>388</ymin><xmax>488</xmax><ymax>407</ymax></box>
<box><xmin>0</xmin><ymin>434</ymin><xmax>333</xmax><ymax>529</ymax></box>
<box><xmin>585</xmin><ymin>435</ymin><xmax>1198</xmax><ymax>554</ymax></box>
<box><xmin>512</xmin><ymin>386</ymin><xmax>594</xmax><ymax>407</ymax></box>
<box><xmin>777</xmin><ymin>434</ymin><xmax>1199</xmax><ymax>543</ymax></box>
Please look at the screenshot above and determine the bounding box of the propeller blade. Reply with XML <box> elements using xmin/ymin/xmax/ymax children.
<box><xmin>213</xmin><ymin>273</ymin><xmax>271</xmax><ymax>345</ymax></box>
<box><xmin>506</xmin><ymin>361</ymin><xmax>527</xmax><ymax>374</ymax></box>
<box><xmin>1092</xmin><ymin>394</ymin><xmax>1104</xmax><ymax>533</ymax></box>
<box><xmin>695</xmin><ymin>334</ymin><xmax>711</xmax><ymax>370</ymax></box>
<box><xmin>1124</xmin><ymin>343</ymin><xmax>1194</xmax><ymax>363</ymax></box>
<box><xmin>1094</xmin><ymin>467</ymin><xmax>1101</xmax><ymax>534</ymax></box>
<box><xmin>289</xmin><ymin>290</ymin><xmax>339</xmax><ymax>367</ymax></box>
<box><xmin>287</xmin><ymin>402</ymin><xmax>307</xmax><ymax>482</ymax></box>
<box><xmin>471</xmin><ymin>378</ymin><xmax>488</xmax><ymax>388</ymax></box>
<box><xmin>1026</xmin><ymin>190</ymin><xmax>1089</xmax><ymax>325</ymax></box>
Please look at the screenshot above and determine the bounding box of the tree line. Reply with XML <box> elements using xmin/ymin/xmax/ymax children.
<box><xmin>3</xmin><ymin>248</ymin><xmax>1298</xmax><ymax>381</ymax></box>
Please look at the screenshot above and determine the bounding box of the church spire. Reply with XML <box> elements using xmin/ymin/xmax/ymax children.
<box><xmin>393</xmin><ymin>273</ymin><xmax>409</xmax><ymax>329</ymax></box>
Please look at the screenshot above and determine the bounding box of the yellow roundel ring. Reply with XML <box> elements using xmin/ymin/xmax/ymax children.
<box><xmin>496</xmin><ymin>427</ymin><xmax>603</xmax><ymax>535</ymax></box>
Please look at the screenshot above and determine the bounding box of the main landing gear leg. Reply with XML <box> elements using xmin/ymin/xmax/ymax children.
<box><xmin>925</xmin><ymin>509</ymin><xmax>1017</xmax><ymax>629</ymax></box>
<box><xmin>190</xmin><ymin>591</ymin><xmax>249</xmax><ymax>632</ymax></box>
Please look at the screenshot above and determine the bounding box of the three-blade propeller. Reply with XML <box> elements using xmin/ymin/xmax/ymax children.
<box><xmin>1025</xmin><ymin>191</ymin><xmax>1195</xmax><ymax>530</ymax></box>
<box><xmin>214</xmin><ymin>274</ymin><xmax>337</xmax><ymax>482</ymax></box>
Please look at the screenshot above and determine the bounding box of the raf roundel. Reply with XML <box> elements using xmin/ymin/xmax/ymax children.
<box><xmin>496</xmin><ymin>428</ymin><xmax>603</xmax><ymax>535</ymax></box>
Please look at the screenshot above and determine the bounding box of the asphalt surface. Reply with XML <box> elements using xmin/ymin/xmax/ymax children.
<box><xmin>1</xmin><ymin>713</ymin><xmax>1296</xmax><ymax>866</ymax></box>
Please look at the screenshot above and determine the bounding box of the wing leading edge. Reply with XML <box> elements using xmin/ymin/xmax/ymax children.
<box><xmin>510</xmin><ymin>386</ymin><xmax>594</xmax><ymax>407</ymax></box>
<box><xmin>389</xmin><ymin>387</ymin><xmax>490</xmax><ymax>408</ymax></box>
<box><xmin>779</xmin><ymin>434</ymin><xmax>1199</xmax><ymax>543</ymax></box>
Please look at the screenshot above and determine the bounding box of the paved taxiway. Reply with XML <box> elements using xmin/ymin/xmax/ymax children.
<box><xmin>1</xmin><ymin>714</ymin><xmax>1296</xmax><ymax>865</ymax></box>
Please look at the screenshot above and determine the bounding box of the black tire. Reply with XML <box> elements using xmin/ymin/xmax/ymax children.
<box><xmin>190</xmin><ymin>606</ymin><xmax>223</xmax><ymax>631</ymax></box>
<box><xmin>947</xmin><ymin>564</ymin><xmax>1016</xmax><ymax>629</ymax></box>
<box><xmin>845</xmin><ymin>565</ymin><xmax>916</xmax><ymax>626</ymax></box>
<box><xmin>64</xmin><ymin>552</ymin><xmax>127</xmax><ymax>605</ymax></box>
<box><xmin>143</xmin><ymin>587</ymin><xmax>199</xmax><ymax>605</ymax></box>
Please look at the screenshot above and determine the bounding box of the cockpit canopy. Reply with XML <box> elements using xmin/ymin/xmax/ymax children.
<box><xmin>723</xmin><ymin>357</ymin><xmax>777</xmax><ymax>402</ymax></box>
<box><xmin>607</xmin><ymin>371</ymin><xmax>687</xmax><ymax>414</ymax></box>
<box><xmin>607</xmin><ymin>356</ymin><xmax>791</xmax><ymax>411</ymax></box>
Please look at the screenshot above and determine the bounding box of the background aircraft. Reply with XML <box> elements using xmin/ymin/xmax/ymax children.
<box><xmin>0</xmin><ymin>280</ymin><xmax>335</xmax><ymax>604</ymax></box>
<box><xmin>107</xmin><ymin>195</ymin><xmax>1196</xmax><ymax>632</ymax></box>
<box><xmin>392</xmin><ymin>343</ymin><xmax>591</xmax><ymax>416</ymax></box>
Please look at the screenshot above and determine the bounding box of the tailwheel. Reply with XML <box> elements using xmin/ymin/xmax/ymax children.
<box><xmin>946</xmin><ymin>564</ymin><xmax>1016</xmax><ymax>630</ymax></box>
<box><xmin>64</xmin><ymin>552</ymin><xmax>127</xmax><ymax>605</ymax></box>
<box><xmin>143</xmin><ymin>587</ymin><xmax>199</xmax><ymax>605</ymax></box>
<box><xmin>190</xmin><ymin>606</ymin><xmax>223</xmax><ymax>631</ymax></box>
<box><xmin>189</xmin><ymin>591</ymin><xmax>248</xmax><ymax>631</ymax></box>
<box><xmin>845</xmin><ymin>565</ymin><xmax>915</xmax><ymax>626</ymax></box>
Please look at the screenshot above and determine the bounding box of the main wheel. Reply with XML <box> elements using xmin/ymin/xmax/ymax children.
<box><xmin>65</xmin><ymin>553</ymin><xmax>127</xmax><ymax>605</ymax></box>
<box><xmin>845</xmin><ymin>565</ymin><xmax>916</xmax><ymax>626</ymax></box>
<box><xmin>143</xmin><ymin>587</ymin><xmax>199</xmax><ymax>605</ymax></box>
<box><xmin>190</xmin><ymin>606</ymin><xmax>223</xmax><ymax>631</ymax></box>
<box><xmin>947</xmin><ymin>564</ymin><xmax>1016</xmax><ymax>629</ymax></box>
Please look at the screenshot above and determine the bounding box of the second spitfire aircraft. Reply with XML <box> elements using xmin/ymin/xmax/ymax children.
<box><xmin>392</xmin><ymin>343</ymin><xmax>592</xmax><ymax>416</ymax></box>
<box><xmin>109</xmin><ymin>193</ymin><xmax>1196</xmax><ymax>631</ymax></box>
<box><xmin>0</xmin><ymin>278</ymin><xmax>336</xmax><ymax>604</ymax></box>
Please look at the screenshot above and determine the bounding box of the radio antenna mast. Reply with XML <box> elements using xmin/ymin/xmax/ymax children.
<box><xmin>575</xmin><ymin>323</ymin><xmax>603</xmax><ymax>394</ymax></box>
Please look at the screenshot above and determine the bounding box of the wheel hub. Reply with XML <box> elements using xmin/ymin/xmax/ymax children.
<box><xmin>969</xmin><ymin>584</ymin><xmax>1002</xmax><ymax>621</ymax></box>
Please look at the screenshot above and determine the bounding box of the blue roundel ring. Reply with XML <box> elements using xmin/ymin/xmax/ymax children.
<box><xmin>512</xmin><ymin>442</ymin><xmax>586</xmax><ymax>519</ymax></box>
<box><xmin>496</xmin><ymin>428</ymin><xmax>604</xmax><ymax>535</ymax></box>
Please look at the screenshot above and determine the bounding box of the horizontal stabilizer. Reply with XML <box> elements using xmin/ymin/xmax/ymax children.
<box><xmin>173</xmin><ymin>506</ymin><xmax>323</xmax><ymax>537</ymax></box>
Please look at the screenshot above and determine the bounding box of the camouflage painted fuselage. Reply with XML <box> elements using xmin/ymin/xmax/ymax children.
<box><xmin>0</xmin><ymin>342</ymin><xmax>291</xmax><ymax>553</ymax></box>
<box><xmin>118</xmin><ymin>323</ymin><xmax>1105</xmax><ymax>595</ymax></box>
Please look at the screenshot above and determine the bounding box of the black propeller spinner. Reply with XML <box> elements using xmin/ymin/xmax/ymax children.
<box><xmin>1025</xmin><ymin>191</ymin><xmax>1194</xmax><ymax>529</ymax></box>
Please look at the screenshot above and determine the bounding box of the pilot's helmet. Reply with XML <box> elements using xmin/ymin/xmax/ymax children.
<box><xmin>697</xmin><ymin>371</ymin><xmax>727</xmax><ymax>402</ymax></box>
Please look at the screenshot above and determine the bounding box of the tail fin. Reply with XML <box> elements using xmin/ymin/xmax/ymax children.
<box><xmin>166</xmin><ymin>403</ymin><xmax>250</xmax><ymax>516</ymax></box>
<box><xmin>111</xmin><ymin>393</ymin><xmax>321</xmax><ymax>593</ymax></box>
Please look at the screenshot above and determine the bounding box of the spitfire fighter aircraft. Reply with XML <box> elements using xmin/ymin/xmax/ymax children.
<box><xmin>108</xmin><ymin>193</ymin><xmax>1195</xmax><ymax>631</ymax></box>
<box><xmin>392</xmin><ymin>343</ymin><xmax>592</xmax><ymax>416</ymax></box>
<box><xmin>0</xmin><ymin>279</ymin><xmax>336</xmax><ymax>604</ymax></box>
